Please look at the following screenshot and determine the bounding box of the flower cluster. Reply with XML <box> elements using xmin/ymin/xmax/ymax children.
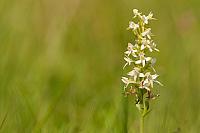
<box><xmin>122</xmin><ymin>9</ymin><xmax>162</xmax><ymax>106</ymax></box>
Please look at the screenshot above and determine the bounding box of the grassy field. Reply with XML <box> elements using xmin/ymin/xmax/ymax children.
<box><xmin>0</xmin><ymin>0</ymin><xmax>200</xmax><ymax>132</ymax></box>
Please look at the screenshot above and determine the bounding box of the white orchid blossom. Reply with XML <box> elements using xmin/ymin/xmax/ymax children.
<box><xmin>141</xmin><ymin>38</ymin><xmax>159</xmax><ymax>52</ymax></box>
<box><xmin>123</xmin><ymin>56</ymin><xmax>133</xmax><ymax>69</ymax></box>
<box><xmin>145</xmin><ymin>72</ymin><xmax>159</xmax><ymax>88</ymax></box>
<box><xmin>139</xmin><ymin>72</ymin><xmax>162</xmax><ymax>91</ymax></box>
<box><xmin>121</xmin><ymin>77</ymin><xmax>135</xmax><ymax>88</ymax></box>
<box><xmin>127</xmin><ymin>67</ymin><xmax>143</xmax><ymax>82</ymax></box>
<box><xmin>135</xmin><ymin>52</ymin><xmax>152</xmax><ymax>67</ymax></box>
<box><xmin>149</xmin><ymin>42</ymin><xmax>159</xmax><ymax>52</ymax></box>
<box><xmin>141</xmin><ymin>12</ymin><xmax>155</xmax><ymax>24</ymax></box>
<box><xmin>128</xmin><ymin>21</ymin><xmax>139</xmax><ymax>30</ymax></box>
<box><xmin>124</xmin><ymin>43</ymin><xmax>138</xmax><ymax>57</ymax></box>
<box><xmin>133</xmin><ymin>9</ymin><xmax>141</xmax><ymax>18</ymax></box>
<box><xmin>142</xmin><ymin>28</ymin><xmax>152</xmax><ymax>39</ymax></box>
<box><xmin>141</xmin><ymin>38</ymin><xmax>151</xmax><ymax>51</ymax></box>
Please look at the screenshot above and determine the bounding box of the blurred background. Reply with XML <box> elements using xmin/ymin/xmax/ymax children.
<box><xmin>0</xmin><ymin>0</ymin><xmax>200</xmax><ymax>132</ymax></box>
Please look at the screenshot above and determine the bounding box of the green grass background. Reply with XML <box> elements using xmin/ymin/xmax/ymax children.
<box><xmin>0</xmin><ymin>0</ymin><xmax>200</xmax><ymax>132</ymax></box>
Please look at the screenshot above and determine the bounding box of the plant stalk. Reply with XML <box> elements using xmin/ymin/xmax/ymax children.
<box><xmin>140</xmin><ymin>114</ymin><xmax>144</xmax><ymax>133</ymax></box>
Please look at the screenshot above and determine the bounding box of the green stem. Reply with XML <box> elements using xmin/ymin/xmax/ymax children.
<box><xmin>140</xmin><ymin>89</ymin><xmax>144</xmax><ymax>133</ymax></box>
<box><xmin>140</xmin><ymin>114</ymin><xmax>144</xmax><ymax>133</ymax></box>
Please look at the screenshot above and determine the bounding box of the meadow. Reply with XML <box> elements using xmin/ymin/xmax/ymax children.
<box><xmin>0</xmin><ymin>0</ymin><xmax>200</xmax><ymax>132</ymax></box>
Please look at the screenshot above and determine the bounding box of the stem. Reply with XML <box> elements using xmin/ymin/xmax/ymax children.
<box><xmin>123</xmin><ymin>97</ymin><xmax>128</xmax><ymax>133</ymax></box>
<box><xmin>140</xmin><ymin>114</ymin><xmax>144</xmax><ymax>133</ymax></box>
<box><xmin>140</xmin><ymin>89</ymin><xmax>144</xmax><ymax>133</ymax></box>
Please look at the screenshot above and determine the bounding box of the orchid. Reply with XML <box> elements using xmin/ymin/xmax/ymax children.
<box><xmin>121</xmin><ymin>77</ymin><xmax>135</xmax><ymax>88</ymax></box>
<box><xmin>124</xmin><ymin>43</ymin><xmax>138</xmax><ymax>57</ymax></box>
<box><xmin>141</xmin><ymin>28</ymin><xmax>152</xmax><ymax>39</ymax></box>
<box><xmin>128</xmin><ymin>21</ymin><xmax>139</xmax><ymax>31</ymax></box>
<box><xmin>121</xmin><ymin>9</ymin><xmax>162</xmax><ymax>133</ymax></box>
<box><xmin>141</xmin><ymin>12</ymin><xmax>155</xmax><ymax>24</ymax></box>
<box><xmin>141</xmin><ymin>39</ymin><xmax>159</xmax><ymax>52</ymax></box>
<box><xmin>135</xmin><ymin>52</ymin><xmax>152</xmax><ymax>67</ymax></box>
<box><xmin>127</xmin><ymin>67</ymin><xmax>141</xmax><ymax>82</ymax></box>
<box><xmin>123</xmin><ymin>56</ymin><xmax>133</xmax><ymax>69</ymax></box>
<box><xmin>133</xmin><ymin>9</ymin><xmax>141</xmax><ymax>18</ymax></box>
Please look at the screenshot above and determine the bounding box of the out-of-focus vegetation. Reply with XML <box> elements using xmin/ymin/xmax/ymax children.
<box><xmin>0</xmin><ymin>0</ymin><xmax>200</xmax><ymax>132</ymax></box>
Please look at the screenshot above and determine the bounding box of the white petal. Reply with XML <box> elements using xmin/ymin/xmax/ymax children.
<box><xmin>145</xmin><ymin>72</ymin><xmax>151</xmax><ymax>77</ymax></box>
<box><xmin>150</xmin><ymin>80</ymin><xmax>154</xmax><ymax>88</ymax></box>
<box><xmin>135</xmin><ymin>60</ymin><xmax>141</xmax><ymax>64</ymax></box>
<box><xmin>124</xmin><ymin>57</ymin><xmax>132</xmax><ymax>63</ymax></box>
<box><xmin>154</xmin><ymin>80</ymin><xmax>163</xmax><ymax>86</ymax></box>
<box><xmin>133</xmin><ymin>9</ymin><xmax>139</xmax><ymax>16</ymax></box>
<box><xmin>141</xmin><ymin>44</ymin><xmax>145</xmax><ymax>50</ymax></box>
<box><xmin>132</xmin><ymin>49</ymin><xmax>137</xmax><ymax>52</ymax></box>
<box><xmin>147</xmin><ymin>12</ymin><xmax>153</xmax><ymax>19</ymax></box>
<box><xmin>139</xmin><ymin>73</ymin><xmax>145</xmax><ymax>77</ymax></box>
<box><xmin>142</xmin><ymin>60</ymin><xmax>145</xmax><ymax>67</ymax></box>
<box><xmin>144</xmin><ymin>87</ymin><xmax>151</xmax><ymax>91</ymax></box>
<box><xmin>121</xmin><ymin>77</ymin><xmax>128</xmax><ymax>84</ymax></box>
<box><xmin>152</xmin><ymin>74</ymin><xmax>159</xmax><ymax>80</ymax></box>
<box><xmin>134</xmin><ymin>67</ymin><xmax>140</xmax><ymax>71</ymax></box>
<box><xmin>124</xmin><ymin>51</ymin><xmax>131</xmax><ymax>55</ymax></box>
<box><xmin>147</xmin><ymin>35</ymin><xmax>151</xmax><ymax>39</ymax></box>
<box><xmin>142</xmin><ymin>28</ymin><xmax>151</xmax><ymax>36</ymax></box>
<box><xmin>145</xmin><ymin>57</ymin><xmax>152</xmax><ymax>61</ymax></box>
<box><xmin>151</xmin><ymin>66</ymin><xmax>156</xmax><ymax>72</ymax></box>
<box><xmin>155</xmin><ymin>48</ymin><xmax>160</xmax><ymax>52</ymax></box>
<box><xmin>133</xmin><ymin>76</ymin><xmax>137</xmax><ymax>82</ymax></box>
<box><xmin>128</xmin><ymin>43</ymin><xmax>133</xmax><ymax>47</ymax></box>
<box><xmin>148</xmin><ymin>46</ymin><xmax>153</xmax><ymax>52</ymax></box>
<box><xmin>132</xmin><ymin>53</ymin><xmax>138</xmax><ymax>58</ymax></box>
<box><xmin>142</xmin><ymin>15</ymin><xmax>148</xmax><ymax>24</ymax></box>
<box><xmin>143</xmin><ymin>79</ymin><xmax>149</xmax><ymax>84</ymax></box>
<box><xmin>123</xmin><ymin>63</ymin><xmax>127</xmax><ymax>69</ymax></box>
<box><xmin>127</xmin><ymin>70</ymin><xmax>136</xmax><ymax>76</ymax></box>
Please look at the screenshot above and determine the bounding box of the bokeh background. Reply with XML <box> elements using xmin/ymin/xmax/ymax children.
<box><xmin>0</xmin><ymin>0</ymin><xmax>200</xmax><ymax>132</ymax></box>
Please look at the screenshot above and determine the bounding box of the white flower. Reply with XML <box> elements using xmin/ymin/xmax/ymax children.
<box><xmin>141</xmin><ymin>39</ymin><xmax>159</xmax><ymax>52</ymax></box>
<box><xmin>141</xmin><ymin>38</ymin><xmax>151</xmax><ymax>51</ymax></box>
<box><xmin>127</xmin><ymin>67</ymin><xmax>143</xmax><ymax>82</ymax></box>
<box><xmin>128</xmin><ymin>21</ymin><xmax>139</xmax><ymax>30</ymax></box>
<box><xmin>141</xmin><ymin>12</ymin><xmax>155</xmax><ymax>24</ymax></box>
<box><xmin>149</xmin><ymin>42</ymin><xmax>159</xmax><ymax>52</ymax></box>
<box><xmin>121</xmin><ymin>77</ymin><xmax>135</xmax><ymax>88</ymax></box>
<box><xmin>123</xmin><ymin>56</ymin><xmax>133</xmax><ymax>69</ymax></box>
<box><xmin>135</xmin><ymin>52</ymin><xmax>152</xmax><ymax>67</ymax></box>
<box><xmin>133</xmin><ymin>9</ymin><xmax>141</xmax><ymax>18</ymax></box>
<box><xmin>145</xmin><ymin>72</ymin><xmax>159</xmax><ymax>88</ymax></box>
<box><xmin>124</xmin><ymin>43</ymin><xmax>138</xmax><ymax>57</ymax></box>
<box><xmin>139</xmin><ymin>73</ymin><xmax>145</xmax><ymax>77</ymax></box>
<box><xmin>141</xmin><ymin>28</ymin><xmax>152</xmax><ymax>39</ymax></box>
<box><xmin>139</xmin><ymin>72</ymin><xmax>162</xmax><ymax>90</ymax></box>
<box><xmin>147</xmin><ymin>12</ymin><xmax>154</xmax><ymax>20</ymax></box>
<box><xmin>141</xmin><ymin>15</ymin><xmax>149</xmax><ymax>24</ymax></box>
<box><xmin>140</xmin><ymin>80</ymin><xmax>151</xmax><ymax>91</ymax></box>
